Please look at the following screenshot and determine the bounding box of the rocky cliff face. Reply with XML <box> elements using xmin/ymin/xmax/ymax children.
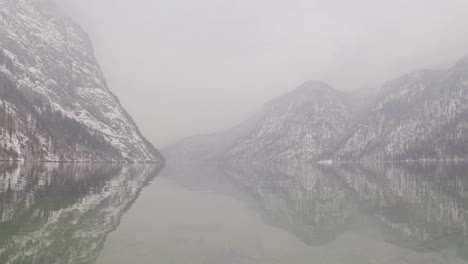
<box><xmin>0</xmin><ymin>0</ymin><xmax>163</xmax><ymax>162</ymax></box>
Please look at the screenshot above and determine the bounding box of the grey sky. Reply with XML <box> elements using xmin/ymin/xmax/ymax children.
<box><xmin>56</xmin><ymin>0</ymin><xmax>468</xmax><ymax>147</ymax></box>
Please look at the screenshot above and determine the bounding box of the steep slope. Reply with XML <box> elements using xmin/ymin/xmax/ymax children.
<box><xmin>224</xmin><ymin>81</ymin><xmax>351</xmax><ymax>162</ymax></box>
<box><xmin>332</xmin><ymin>55</ymin><xmax>468</xmax><ymax>161</ymax></box>
<box><xmin>0</xmin><ymin>0</ymin><xmax>163</xmax><ymax>162</ymax></box>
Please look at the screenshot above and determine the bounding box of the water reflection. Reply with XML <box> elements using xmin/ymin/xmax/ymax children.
<box><xmin>219</xmin><ymin>162</ymin><xmax>468</xmax><ymax>262</ymax></box>
<box><xmin>2</xmin><ymin>160</ymin><xmax>468</xmax><ymax>263</ymax></box>
<box><xmin>0</xmin><ymin>162</ymin><xmax>162</xmax><ymax>264</ymax></box>
<box><xmin>336</xmin><ymin>163</ymin><xmax>468</xmax><ymax>259</ymax></box>
<box><xmin>223</xmin><ymin>163</ymin><xmax>359</xmax><ymax>246</ymax></box>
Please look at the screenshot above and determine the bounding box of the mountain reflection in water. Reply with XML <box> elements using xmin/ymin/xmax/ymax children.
<box><xmin>0</xmin><ymin>162</ymin><xmax>162</xmax><ymax>264</ymax></box>
<box><xmin>163</xmin><ymin>162</ymin><xmax>468</xmax><ymax>264</ymax></box>
<box><xmin>1</xmin><ymin>161</ymin><xmax>468</xmax><ymax>264</ymax></box>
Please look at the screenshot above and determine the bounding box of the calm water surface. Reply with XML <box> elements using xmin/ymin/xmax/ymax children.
<box><xmin>1</xmin><ymin>162</ymin><xmax>468</xmax><ymax>263</ymax></box>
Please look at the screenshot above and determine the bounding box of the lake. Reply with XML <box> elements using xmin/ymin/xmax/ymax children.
<box><xmin>1</xmin><ymin>161</ymin><xmax>468</xmax><ymax>263</ymax></box>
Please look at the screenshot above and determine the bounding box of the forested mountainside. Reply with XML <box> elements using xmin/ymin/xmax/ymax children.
<box><xmin>332</xmin><ymin>55</ymin><xmax>468</xmax><ymax>161</ymax></box>
<box><xmin>0</xmin><ymin>0</ymin><xmax>163</xmax><ymax>162</ymax></box>
<box><xmin>167</xmin><ymin>54</ymin><xmax>468</xmax><ymax>163</ymax></box>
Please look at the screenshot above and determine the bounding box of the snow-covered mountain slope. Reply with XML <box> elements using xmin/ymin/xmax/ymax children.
<box><xmin>332</xmin><ymin>55</ymin><xmax>468</xmax><ymax>161</ymax></box>
<box><xmin>168</xmin><ymin>54</ymin><xmax>468</xmax><ymax>164</ymax></box>
<box><xmin>0</xmin><ymin>0</ymin><xmax>163</xmax><ymax>162</ymax></box>
<box><xmin>223</xmin><ymin>81</ymin><xmax>351</xmax><ymax>162</ymax></box>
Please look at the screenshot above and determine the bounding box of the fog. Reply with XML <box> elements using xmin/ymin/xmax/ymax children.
<box><xmin>56</xmin><ymin>0</ymin><xmax>468</xmax><ymax>147</ymax></box>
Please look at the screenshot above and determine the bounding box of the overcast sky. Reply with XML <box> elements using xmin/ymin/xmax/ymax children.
<box><xmin>56</xmin><ymin>0</ymin><xmax>468</xmax><ymax>148</ymax></box>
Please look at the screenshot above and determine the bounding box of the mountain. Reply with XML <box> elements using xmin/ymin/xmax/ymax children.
<box><xmin>167</xmin><ymin>53</ymin><xmax>468</xmax><ymax>163</ymax></box>
<box><xmin>224</xmin><ymin>81</ymin><xmax>351</xmax><ymax>162</ymax></box>
<box><xmin>0</xmin><ymin>0</ymin><xmax>163</xmax><ymax>162</ymax></box>
<box><xmin>165</xmin><ymin>81</ymin><xmax>351</xmax><ymax>163</ymax></box>
<box><xmin>332</xmin><ymin>55</ymin><xmax>468</xmax><ymax>161</ymax></box>
<box><xmin>162</xmin><ymin>114</ymin><xmax>260</xmax><ymax>163</ymax></box>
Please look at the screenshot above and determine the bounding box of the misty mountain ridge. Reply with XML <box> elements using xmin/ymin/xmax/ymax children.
<box><xmin>223</xmin><ymin>81</ymin><xmax>351</xmax><ymax>163</ymax></box>
<box><xmin>2</xmin><ymin>0</ymin><xmax>467</xmax><ymax>164</ymax></box>
<box><xmin>166</xmin><ymin>53</ymin><xmax>468</xmax><ymax>163</ymax></box>
<box><xmin>334</xmin><ymin>53</ymin><xmax>468</xmax><ymax>161</ymax></box>
<box><xmin>0</xmin><ymin>0</ymin><xmax>164</xmax><ymax>162</ymax></box>
<box><xmin>165</xmin><ymin>81</ymin><xmax>352</xmax><ymax>163</ymax></box>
